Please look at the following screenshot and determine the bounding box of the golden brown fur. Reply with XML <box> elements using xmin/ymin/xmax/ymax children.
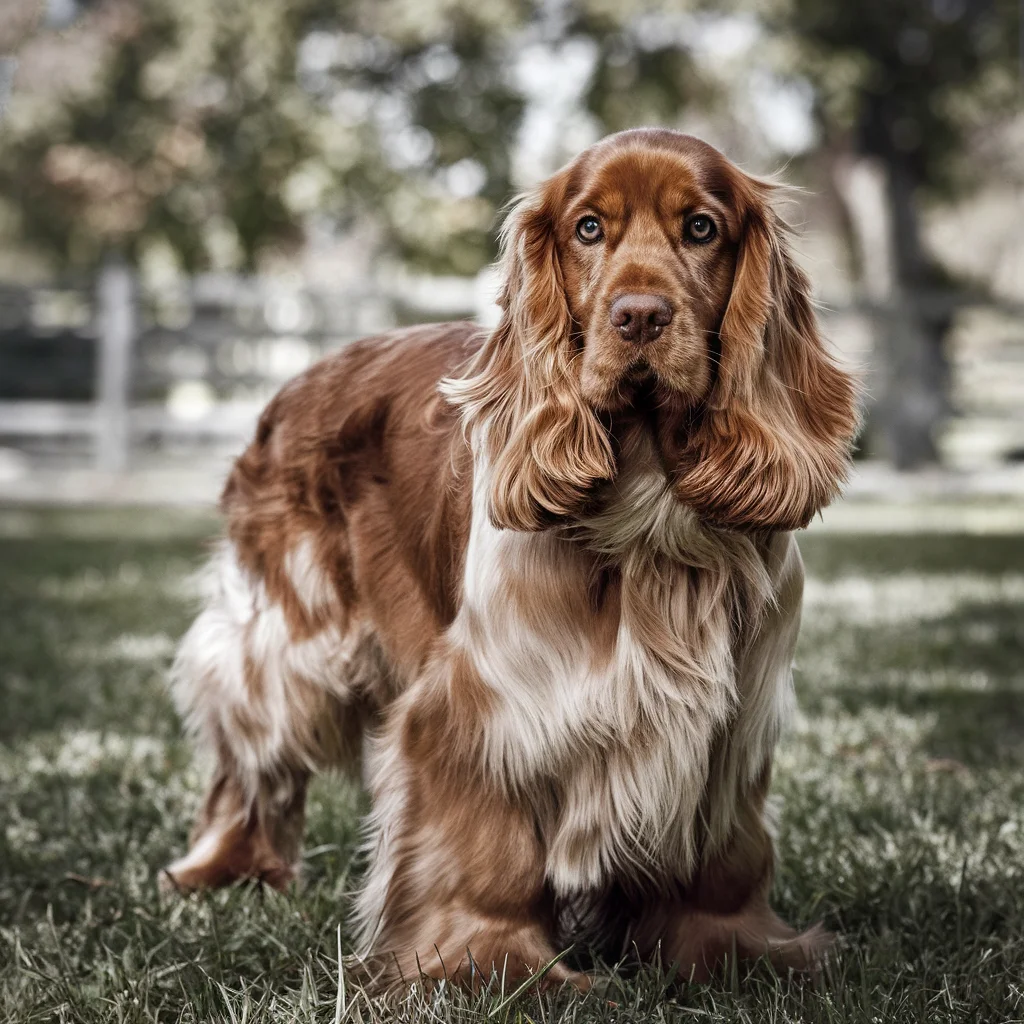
<box><xmin>165</xmin><ymin>129</ymin><xmax>859</xmax><ymax>991</ymax></box>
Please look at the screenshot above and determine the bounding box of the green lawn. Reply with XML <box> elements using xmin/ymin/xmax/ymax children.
<box><xmin>2</xmin><ymin>508</ymin><xmax>1024</xmax><ymax>1023</ymax></box>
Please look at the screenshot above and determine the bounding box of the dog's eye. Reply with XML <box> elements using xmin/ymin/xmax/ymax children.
<box><xmin>576</xmin><ymin>216</ymin><xmax>603</xmax><ymax>244</ymax></box>
<box><xmin>684</xmin><ymin>214</ymin><xmax>716</xmax><ymax>244</ymax></box>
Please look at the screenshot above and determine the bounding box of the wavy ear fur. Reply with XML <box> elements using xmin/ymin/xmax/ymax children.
<box><xmin>441</xmin><ymin>185</ymin><xmax>614</xmax><ymax>531</ymax></box>
<box><xmin>674</xmin><ymin>182</ymin><xmax>860</xmax><ymax>532</ymax></box>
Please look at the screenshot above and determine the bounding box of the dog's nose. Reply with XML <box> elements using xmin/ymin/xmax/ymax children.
<box><xmin>609</xmin><ymin>294</ymin><xmax>674</xmax><ymax>343</ymax></box>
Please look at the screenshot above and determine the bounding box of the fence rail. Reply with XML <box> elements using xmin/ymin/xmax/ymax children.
<box><xmin>0</xmin><ymin>263</ymin><xmax>488</xmax><ymax>471</ymax></box>
<box><xmin>0</xmin><ymin>267</ymin><xmax>1022</xmax><ymax>472</ymax></box>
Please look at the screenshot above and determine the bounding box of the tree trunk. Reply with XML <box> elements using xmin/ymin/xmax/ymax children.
<box><xmin>828</xmin><ymin>148</ymin><xmax>950</xmax><ymax>468</ymax></box>
<box><xmin>876</xmin><ymin>151</ymin><xmax>949</xmax><ymax>469</ymax></box>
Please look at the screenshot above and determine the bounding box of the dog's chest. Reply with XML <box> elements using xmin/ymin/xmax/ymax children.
<box><xmin>457</xmin><ymin>503</ymin><xmax>744</xmax><ymax>891</ymax></box>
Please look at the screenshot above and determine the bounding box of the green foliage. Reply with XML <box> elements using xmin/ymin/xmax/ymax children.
<box><xmin>0</xmin><ymin>0</ymin><xmax>722</xmax><ymax>276</ymax></box>
<box><xmin>572</xmin><ymin>4</ymin><xmax>716</xmax><ymax>133</ymax></box>
<box><xmin>1</xmin><ymin>0</ymin><xmax>1015</xmax><ymax>277</ymax></box>
<box><xmin>309</xmin><ymin>0</ymin><xmax>528</xmax><ymax>275</ymax></box>
<box><xmin>0</xmin><ymin>0</ymin><xmax>535</xmax><ymax>275</ymax></box>
<box><xmin>2</xmin><ymin>508</ymin><xmax>1024</xmax><ymax>1021</ymax></box>
<box><xmin>0</xmin><ymin>0</ymin><xmax>328</xmax><ymax>271</ymax></box>
<box><xmin>767</xmin><ymin>0</ymin><xmax>1021</xmax><ymax>197</ymax></box>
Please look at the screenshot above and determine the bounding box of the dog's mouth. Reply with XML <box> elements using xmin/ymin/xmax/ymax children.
<box><xmin>623</xmin><ymin>358</ymin><xmax>654</xmax><ymax>382</ymax></box>
<box><xmin>581</xmin><ymin>329</ymin><xmax>708</xmax><ymax>414</ymax></box>
<box><xmin>582</xmin><ymin>358</ymin><xmax>664</xmax><ymax>415</ymax></box>
<box><xmin>605</xmin><ymin>361</ymin><xmax>658</xmax><ymax>410</ymax></box>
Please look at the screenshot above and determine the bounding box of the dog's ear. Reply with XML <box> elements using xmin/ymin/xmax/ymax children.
<box><xmin>674</xmin><ymin>178</ymin><xmax>860</xmax><ymax>532</ymax></box>
<box><xmin>441</xmin><ymin>179</ymin><xmax>614</xmax><ymax>531</ymax></box>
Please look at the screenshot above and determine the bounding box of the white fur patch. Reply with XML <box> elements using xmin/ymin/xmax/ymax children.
<box><xmin>353</xmin><ymin>726</ymin><xmax>409</xmax><ymax>954</ymax></box>
<box><xmin>444</xmin><ymin>441</ymin><xmax>798</xmax><ymax>894</ymax></box>
<box><xmin>163</xmin><ymin>827</ymin><xmax>227</xmax><ymax>881</ymax></box>
<box><xmin>284</xmin><ymin>536</ymin><xmax>336</xmax><ymax>615</ymax></box>
<box><xmin>170</xmin><ymin>539</ymin><xmax>363</xmax><ymax>790</ymax></box>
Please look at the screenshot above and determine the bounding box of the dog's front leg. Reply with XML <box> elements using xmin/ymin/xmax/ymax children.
<box><xmin>628</xmin><ymin>776</ymin><xmax>830</xmax><ymax>981</ymax></box>
<box><xmin>355</xmin><ymin>661</ymin><xmax>588</xmax><ymax>994</ymax></box>
<box><xmin>629</xmin><ymin>534</ymin><xmax>830</xmax><ymax>980</ymax></box>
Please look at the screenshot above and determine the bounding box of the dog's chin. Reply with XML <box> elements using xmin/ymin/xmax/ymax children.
<box><xmin>581</xmin><ymin>363</ymin><xmax>656</xmax><ymax>413</ymax></box>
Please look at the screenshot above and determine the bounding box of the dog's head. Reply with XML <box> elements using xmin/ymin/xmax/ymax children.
<box><xmin>444</xmin><ymin>128</ymin><xmax>860</xmax><ymax>533</ymax></box>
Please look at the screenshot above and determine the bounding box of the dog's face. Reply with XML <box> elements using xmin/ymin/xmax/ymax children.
<box><xmin>445</xmin><ymin>128</ymin><xmax>860</xmax><ymax>535</ymax></box>
<box><xmin>554</xmin><ymin>134</ymin><xmax>739</xmax><ymax>413</ymax></box>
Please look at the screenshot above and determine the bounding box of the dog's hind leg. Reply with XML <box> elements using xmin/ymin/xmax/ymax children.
<box><xmin>163</xmin><ymin>762</ymin><xmax>310</xmax><ymax>892</ymax></box>
<box><xmin>163</xmin><ymin>538</ymin><xmax>373</xmax><ymax>892</ymax></box>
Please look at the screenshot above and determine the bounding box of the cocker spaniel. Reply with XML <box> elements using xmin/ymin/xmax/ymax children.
<box><xmin>165</xmin><ymin>128</ymin><xmax>859</xmax><ymax>990</ymax></box>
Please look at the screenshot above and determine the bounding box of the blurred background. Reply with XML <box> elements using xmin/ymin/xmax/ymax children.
<box><xmin>0</xmin><ymin>0</ymin><xmax>1021</xmax><ymax>516</ymax></box>
<box><xmin>2</xmin><ymin>6</ymin><xmax>1024</xmax><ymax>1019</ymax></box>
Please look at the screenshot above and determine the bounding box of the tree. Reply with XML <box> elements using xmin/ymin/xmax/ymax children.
<box><xmin>295</xmin><ymin>0</ymin><xmax>527</xmax><ymax>276</ymax></box>
<box><xmin>0</xmin><ymin>0</ymin><xmax>332</xmax><ymax>271</ymax></box>
<box><xmin>0</xmin><ymin>0</ymin><xmax>544</xmax><ymax>277</ymax></box>
<box><xmin>0</xmin><ymin>0</ymin><xmax>524</xmax><ymax>275</ymax></box>
<box><xmin>765</xmin><ymin>0</ymin><xmax>1021</xmax><ymax>467</ymax></box>
<box><xmin>0</xmin><ymin>0</ymin><xmax>722</xmax><ymax>277</ymax></box>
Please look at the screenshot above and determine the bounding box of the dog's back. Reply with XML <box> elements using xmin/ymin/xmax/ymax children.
<box><xmin>165</xmin><ymin>322</ymin><xmax>478</xmax><ymax>891</ymax></box>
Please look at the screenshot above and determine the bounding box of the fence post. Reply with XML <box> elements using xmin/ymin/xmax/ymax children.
<box><xmin>0</xmin><ymin>57</ymin><xmax>17</xmax><ymax>122</ymax></box>
<box><xmin>96</xmin><ymin>259</ymin><xmax>136</xmax><ymax>473</ymax></box>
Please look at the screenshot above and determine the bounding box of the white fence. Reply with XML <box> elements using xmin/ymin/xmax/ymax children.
<box><xmin>0</xmin><ymin>266</ymin><xmax>1021</xmax><ymax>472</ymax></box>
<box><xmin>0</xmin><ymin>264</ymin><xmax>492</xmax><ymax>472</ymax></box>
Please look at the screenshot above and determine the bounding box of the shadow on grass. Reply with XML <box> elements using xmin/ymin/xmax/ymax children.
<box><xmin>798</xmin><ymin>532</ymin><xmax>1024</xmax><ymax>579</ymax></box>
<box><xmin>798</xmin><ymin>595</ymin><xmax>1024</xmax><ymax>767</ymax></box>
<box><xmin>0</xmin><ymin>534</ymin><xmax>212</xmax><ymax>741</ymax></box>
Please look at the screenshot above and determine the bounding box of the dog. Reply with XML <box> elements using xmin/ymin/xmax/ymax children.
<box><xmin>164</xmin><ymin>128</ymin><xmax>859</xmax><ymax>990</ymax></box>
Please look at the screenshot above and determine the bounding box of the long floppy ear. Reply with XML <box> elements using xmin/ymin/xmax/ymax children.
<box><xmin>441</xmin><ymin>182</ymin><xmax>614</xmax><ymax>531</ymax></box>
<box><xmin>674</xmin><ymin>181</ymin><xmax>860</xmax><ymax>532</ymax></box>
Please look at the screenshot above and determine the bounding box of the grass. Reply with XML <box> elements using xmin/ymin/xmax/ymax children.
<box><xmin>2</xmin><ymin>508</ymin><xmax>1024</xmax><ymax>1023</ymax></box>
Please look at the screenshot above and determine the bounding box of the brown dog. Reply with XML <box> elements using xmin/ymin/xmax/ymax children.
<box><xmin>165</xmin><ymin>128</ymin><xmax>859</xmax><ymax>990</ymax></box>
